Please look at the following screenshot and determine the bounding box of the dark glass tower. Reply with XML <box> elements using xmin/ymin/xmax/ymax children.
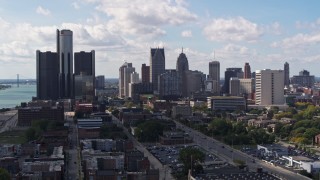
<box><xmin>74</xmin><ymin>51</ymin><xmax>95</xmax><ymax>76</ymax></box>
<box><xmin>224</xmin><ymin>68</ymin><xmax>243</xmax><ymax>94</ymax></box>
<box><xmin>284</xmin><ymin>62</ymin><xmax>290</xmax><ymax>87</ymax></box>
<box><xmin>150</xmin><ymin>48</ymin><xmax>165</xmax><ymax>92</ymax></box>
<box><xmin>244</xmin><ymin>62</ymin><xmax>251</xmax><ymax>79</ymax></box>
<box><xmin>36</xmin><ymin>50</ymin><xmax>59</xmax><ymax>100</ymax></box>
<box><xmin>57</xmin><ymin>29</ymin><xmax>73</xmax><ymax>99</ymax></box>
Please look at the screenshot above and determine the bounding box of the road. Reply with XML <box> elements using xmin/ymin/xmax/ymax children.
<box><xmin>66</xmin><ymin>116</ymin><xmax>81</xmax><ymax>180</ymax></box>
<box><xmin>174</xmin><ymin>120</ymin><xmax>310</xmax><ymax>180</ymax></box>
<box><xmin>111</xmin><ymin>115</ymin><xmax>174</xmax><ymax>180</ymax></box>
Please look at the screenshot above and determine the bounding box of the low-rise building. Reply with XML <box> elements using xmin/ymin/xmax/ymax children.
<box><xmin>159</xmin><ymin>131</ymin><xmax>193</xmax><ymax>145</ymax></box>
<box><xmin>207</xmin><ymin>96</ymin><xmax>246</xmax><ymax>111</ymax></box>
<box><xmin>18</xmin><ymin>106</ymin><xmax>64</xmax><ymax>126</ymax></box>
<box><xmin>172</xmin><ymin>105</ymin><xmax>192</xmax><ymax>118</ymax></box>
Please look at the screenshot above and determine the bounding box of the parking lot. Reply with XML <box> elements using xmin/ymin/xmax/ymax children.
<box><xmin>147</xmin><ymin>144</ymin><xmax>225</xmax><ymax>173</ymax></box>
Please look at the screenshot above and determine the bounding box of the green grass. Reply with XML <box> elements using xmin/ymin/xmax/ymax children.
<box><xmin>0</xmin><ymin>130</ymin><xmax>27</xmax><ymax>144</ymax></box>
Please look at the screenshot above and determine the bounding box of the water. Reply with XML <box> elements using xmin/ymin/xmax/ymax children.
<box><xmin>0</xmin><ymin>84</ymin><xmax>36</xmax><ymax>109</ymax></box>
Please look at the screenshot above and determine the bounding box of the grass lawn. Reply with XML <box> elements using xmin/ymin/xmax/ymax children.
<box><xmin>0</xmin><ymin>130</ymin><xmax>27</xmax><ymax>144</ymax></box>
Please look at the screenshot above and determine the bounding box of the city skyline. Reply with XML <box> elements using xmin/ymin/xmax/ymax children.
<box><xmin>0</xmin><ymin>0</ymin><xmax>320</xmax><ymax>79</ymax></box>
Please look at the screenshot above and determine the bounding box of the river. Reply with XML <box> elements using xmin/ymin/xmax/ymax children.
<box><xmin>0</xmin><ymin>84</ymin><xmax>36</xmax><ymax>109</ymax></box>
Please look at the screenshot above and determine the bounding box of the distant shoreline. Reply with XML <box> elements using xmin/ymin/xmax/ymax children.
<box><xmin>0</xmin><ymin>84</ymin><xmax>11</xmax><ymax>90</ymax></box>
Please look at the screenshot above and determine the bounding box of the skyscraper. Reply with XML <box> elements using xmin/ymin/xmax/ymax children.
<box><xmin>209</xmin><ymin>61</ymin><xmax>220</xmax><ymax>94</ymax></box>
<box><xmin>158</xmin><ymin>70</ymin><xmax>180</xmax><ymax>99</ymax></box>
<box><xmin>284</xmin><ymin>62</ymin><xmax>290</xmax><ymax>87</ymax></box>
<box><xmin>119</xmin><ymin>62</ymin><xmax>135</xmax><ymax>97</ymax></box>
<box><xmin>176</xmin><ymin>49</ymin><xmax>189</xmax><ymax>97</ymax></box>
<box><xmin>141</xmin><ymin>63</ymin><xmax>150</xmax><ymax>83</ymax></box>
<box><xmin>36</xmin><ymin>50</ymin><xmax>59</xmax><ymax>100</ymax></box>
<box><xmin>229</xmin><ymin>77</ymin><xmax>240</xmax><ymax>96</ymax></box>
<box><xmin>255</xmin><ymin>69</ymin><xmax>284</xmax><ymax>105</ymax></box>
<box><xmin>244</xmin><ymin>62</ymin><xmax>251</xmax><ymax>79</ymax></box>
<box><xmin>150</xmin><ymin>48</ymin><xmax>165</xmax><ymax>92</ymax></box>
<box><xmin>57</xmin><ymin>29</ymin><xmax>73</xmax><ymax>99</ymax></box>
<box><xmin>74</xmin><ymin>51</ymin><xmax>95</xmax><ymax>102</ymax></box>
<box><xmin>223</xmin><ymin>68</ymin><xmax>243</xmax><ymax>94</ymax></box>
<box><xmin>95</xmin><ymin>75</ymin><xmax>105</xmax><ymax>90</ymax></box>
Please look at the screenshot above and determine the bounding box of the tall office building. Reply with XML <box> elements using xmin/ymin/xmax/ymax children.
<box><xmin>284</xmin><ymin>62</ymin><xmax>290</xmax><ymax>87</ymax></box>
<box><xmin>36</xmin><ymin>50</ymin><xmax>59</xmax><ymax>100</ymax></box>
<box><xmin>74</xmin><ymin>51</ymin><xmax>95</xmax><ymax>76</ymax></box>
<box><xmin>185</xmin><ymin>70</ymin><xmax>206</xmax><ymax>97</ymax></box>
<box><xmin>57</xmin><ymin>29</ymin><xmax>73</xmax><ymax>99</ymax></box>
<box><xmin>176</xmin><ymin>49</ymin><xmax>189</xmax><ymax>97</ymax></box>
<box><xmin>95</xmin><ymin>75</ymin><xmax>105</xmax><ymax>90</ymax></box>
<box><xmin>291</xmin><ymin>70</ymin><xmax>315</xmax><ymax>87</ymax></box>
<box><xmin>239</xmin><ymin>78</ymin><xmax>254</xmax><ymax>99</ymax></box>
<box><xmin>224</xmin><ymin>68</ymin><xmax>243</xmax><ymax>94</ymax></box>
<box><xmin>150</xmin><ymin>48</ymin><xmax>165</xmax><ymax>92</ymax></box>
<box><xmin>119</xmin><ymin>62</ymin><xmax>135</xmax><ymax>97</ymax></box>
<box><xmin>141</xmin><ymin>64</ymin><xmax>150</xmax><ymax>83</ymax></box>
<box><xmin>74</xmin><ymin>51</ymin><xmax>95</xmax><ymax>102</ymax></box>
<box><xmin>158</xmin><ymin>70</ymin><xmax>180</xmax><ymax>98</ymax></box>
<box><xmin>244</xmin><ymin>62</ymin><xmax>251</xmax><ymax>79</ymax></box>
<box><xmin>255</xmin><ymin>69</ymin><xmax>284</xmax><ymax>105</ymax></box>
<box><xmin>229</xmin><ymin>77</ymin><xmax>240</xmax><ymax>96</ymax></box>
<box><xmin>209</xmin><ymin>61</ymin><xmax>220</xmax><ymax>94</ymax></box>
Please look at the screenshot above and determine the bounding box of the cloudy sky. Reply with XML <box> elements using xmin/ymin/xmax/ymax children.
<box><xmin>0</xmin><ymin>0</ymin><xmax>320</xmax><ymax>79</ymax></box>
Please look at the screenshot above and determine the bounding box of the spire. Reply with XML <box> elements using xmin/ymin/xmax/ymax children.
<box><xmin>182</xmin><ymin>47</ymin><xmax>183</xmax><ymax>53</ymax></box>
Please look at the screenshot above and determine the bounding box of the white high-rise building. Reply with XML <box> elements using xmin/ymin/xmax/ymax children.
<box><xmin>239</xmin><ymin>78</ymin><xmax>254</xmax><ymax>95</ymax></box>
<box><xmin>119</xmin><ymin>62</ymin><xmax>135</xmax><ymax>97</ymax></box>
<box><xmin>255</xmin><ymin>69</ymin><xmax>284</xmax><ymax>105</ymax></box>
<box><xmin>131</xmin><ymin>72</ymin><xmax>140</xmax><ymax>84</ymax></box>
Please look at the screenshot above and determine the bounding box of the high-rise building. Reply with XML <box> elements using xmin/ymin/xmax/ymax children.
<box><xmin>224</xmin><ymin>68</ymin><xmax>243</xmax><ymax>94</ymax></box>
<box><xmin>176</xmin><ymin>49</ymin><xmax>189</xmax><ymax>97</ymax></box>
<box><xmin>150</xmin><ymin>48</ymin><xmax>165</xmax><ymax>92</ymax></box>
<box><xmin>95</xmin><ymin>75</ymin><xmax>105</xmax><ymax>90</ymax></box>
<box><xmin>158</xmin><ymin>70</ymin><xmax>180</xmax><ymax>99</ymax></box>
<box><xmin>74</xmin><ymin>51</ymin><xmax>95</xmax><ymax>76</ymax></box>
<box><xmin>255</xmin><ymin>69</ymin><xmax>284</xmax><ymax>105</ymax></box>
<box><xmin>244</xmin><ymin>62</ymin><xmax>251</xmax><ymax>79</ymax></box>
<box><xmin>239</xmin><ymin>78</ymin><xmax>254</xmax><ymax>99</ymax></box>
<box><xmin>36</xmin><ymin>50</ymin><xmax>59</xmax><ymax>100</ymax></box>
<box><xmin>141</xmin><ymin>64</ymin><xmax>150</xmax><ymax>83</ymax></box>
<box><xmin>57</xmin><ymin>29</ymin><xmax>73</xmax><ymax>99</ymax></box>
<box><xmin>74</xmin><ymin>51</ymin><xmax>95</xmax><ymax>102</ymax></box>
<box><xmin>185</xmin><ymin>70</ymin><xmax>206</xmax><ymax>97</ymax></box>
<box><xmin>291</xmin><ymin>70</ymin><xmax>315</xmax><ymax>87</ymax></box>
<box><xmin>284</xmin><ymin>62</ymin><xmax>290</xmax><ymax>87</ymax></box>
<box><xmin>229</xmin><ymin>77</ymin><xmax>240</xmax><ymax>96</ymax></box>
<box><xmin>119</xmin><ymin>62</ymin><xmax>135</xmax><ymax>97</ymax></box>
<box><xmin>209</xmin><ymin>61</ymin><xmax>220</xmax><ymax>94</ymax></box>
<box><xmin>131</xmin><ymin>72</ymin><xmax>140</xmax><ymax>84</ymax></box>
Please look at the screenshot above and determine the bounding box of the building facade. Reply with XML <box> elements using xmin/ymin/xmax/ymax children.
<box><xmin>284</xmin><ymin>62</ymin><xmax>290</xmax><ymax>87</ymax></box>
<box><xmin>207</xmin><ymin>96</ymin><xmax>246</xmax><ymax>111</ymax></box>
<box><xmin>57</xmin><ymin>29</ymin><xmax>73</xmax><ymax>99</ymax></box>
<box><xmin>36</xmin><ymin>51</ymin><xmax>59</xmax><ymax>100</ymax></box>
<box><xmin>255</xmin><ymin>69</ymin><xmax>285</xmax><ymax>105</ymax></box>
<box><xmin>244</xmin><ymin>62</ymin><xmax>251</xmax><ymax>79</ymax></box>
<box><xmin>149</xmin><ymin>48</ymin><xmax>165</xmax><ymax>93</ymax></box>
<box><xmin>119</xmin><ymin>62</ymin><xmax>135</xmax><ymax>97</ymax></box>
<box><xmin>291</xmin><ymin>70</ymin><xmax>315</xmax><ymax>87</ymax></box>
<box><xmin>158</xmin><ymin>70</ymin><xmax>180</xmax><ymax>99</ymax></box>
<box><xmin>141</xmin><ymin>63</ymin><xmax>150</xmax><ymax>83</ymax></box>
<box><xmin>209</xmin><ymin>61</ymin><xmax>220</xmax><ymax>94</ymax></box>
<box><xmin>224</xmin><ymin>68</ymin><xmax>243</xmax><ymax>94</ymax></box>
<box><xmin>229</xmin><ymin>77</ymin><xmax>240</xmax><ymax>96</ymax></box>
<box><xmin>95</xmin><ymin>75</ymin><xmax>105</xmax><ymax>90</ymax></box>
<box><xmin>176</xmin><ymin>50</ymin><xmax>189</xmax><ymax>97</ymax></box>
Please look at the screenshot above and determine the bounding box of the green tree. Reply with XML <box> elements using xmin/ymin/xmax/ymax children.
<box><xmin>208</xmin><ymin>118</ymin><xmax>232</xmax><ymax>136</ymax></box>
<box><xmin>134</xmin><ymin>121</ymin><xmax>164</xmax><ymax>142</ymax></box>
<box><xmin>25</xmin><ymin>127</ymin><xmax>37</xmax><ymax>141</ymax></box>
<box><xmin>179</xmin><ymin>147</ymin><xmax>205</xmax><ymax>175</ymax></box>
<box><xmin>0</xmin><ymin>168</ymin><xmax>10</xmax><ymax>180</ymax></box>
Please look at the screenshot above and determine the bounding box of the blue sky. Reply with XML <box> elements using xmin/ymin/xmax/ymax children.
<box><xmin>0</xmin><ymin>0</ymin><xmax>320</xmax><ymax>79</ymax></box>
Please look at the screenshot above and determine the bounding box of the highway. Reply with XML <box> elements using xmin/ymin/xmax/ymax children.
<box><xmin>174</xmin><ymin>120</ymin><xmax>310</xmax><ymax>180</ymax></box>
<box><xmin>0</xmin><ymin>110</ymin><xmax>18</xmax><ymax>133</ymax></box>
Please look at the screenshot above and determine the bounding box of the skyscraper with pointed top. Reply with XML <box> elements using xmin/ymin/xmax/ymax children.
<box><xmin>284</xmin><ymin>62</ymin><xmax>290</xmax><ymax>87</ymax></box>
<box><xmin>150</xmin><ymin>48</ymin><xmax>165</xmax><ymax>92</ymax></box>
<box><xmin>176</xmin><ymin>48</ymin><xmax>189</xmax><ymax>96</ymax></box>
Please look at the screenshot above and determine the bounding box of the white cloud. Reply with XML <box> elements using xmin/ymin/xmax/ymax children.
<box><xmin>83</xmin><ymin>0</ymin><xmax>197</xmax><ymax>37</ymax></box>
<box><xmin>271</xmin><ymin>32</ymin><xmax>320</xmax><ymax>49</ymax></box>
<box><xmin>296</xmin><ymin>18</ymin><xmax>320</xmax><ymax>30</ymax></box>
<box><xmin>72</xmin><ymin>2</ymin><xmax>80</xmax><ymax>9</ymax></box>
<box><xmin>36</xmin><ymin>6</ymin><xmax>51</xmax><ymax>16</ymax></box>
<box><xmin>181</xmin><ymin>30</ymin><xmax>192</xmax><ymax>37</ymax></box>
<box><xmin>203</xmin><ymin>16</ymin><xmax>262</xmax><ymax>42</ymax></box>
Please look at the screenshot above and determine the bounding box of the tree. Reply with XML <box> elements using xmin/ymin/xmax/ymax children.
<box><xmin>25</xmin><ymin>127</ymin><xmax>37</xmax><ymax>141</ymax></box>
<box><xmin>179</xmin><ymin>147</ymin><xmax>205</xmax><ymax>175</ymax></box>
<box><xmin>0</xmin><ymin>168</ymin><xmax>10</xmax><ymax>180</ymax></box>
<box><xmin>134</xmin><ymin>121</ymin><xmax>164</xmax><ymax>142</ymax></box>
